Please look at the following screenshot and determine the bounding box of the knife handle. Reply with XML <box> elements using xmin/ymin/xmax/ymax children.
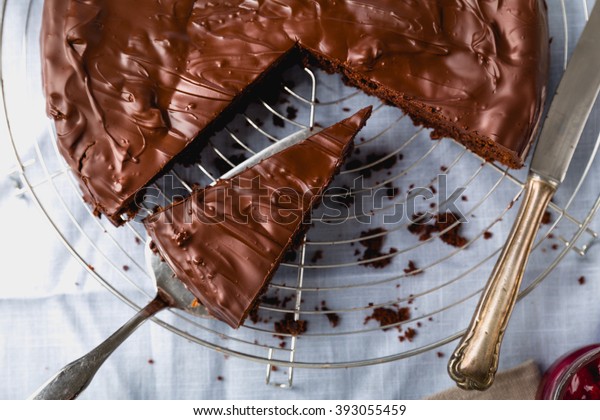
<box><xmin>448</xmin><ymin>175</ymin><xmax>556</xmax><ymax>390</ymax></box>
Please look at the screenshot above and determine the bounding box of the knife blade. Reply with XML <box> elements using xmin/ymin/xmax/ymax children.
<box><xmin>531</xmin><ymin>2</ymin><xmax>600</xmax><ymax>184</ymax></box>
<box><xmin>449</xmin><ymin>2</ymin><xmax>600</xmax><ymax>391</ymax></box>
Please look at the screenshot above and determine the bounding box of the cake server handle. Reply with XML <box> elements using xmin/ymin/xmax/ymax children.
<box><xmin>29</xmin><ymin>297</ymin><xmax>167</xmax><ymax>400</ymax></box>
<box><xmin>448</xmin><ymin>175</ymin><xmax>556</xmax><ymax>390</ymax></box>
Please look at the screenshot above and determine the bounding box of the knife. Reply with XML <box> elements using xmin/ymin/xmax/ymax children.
<box><xmin>448</xmin><ymin>2</ymin><xmax>600</xmax><ymax>391</ymax></box>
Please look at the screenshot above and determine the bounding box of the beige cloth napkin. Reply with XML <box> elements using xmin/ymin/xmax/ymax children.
<box><xmin>428</xmin><ymin>360</ymin><xmax>542</xmax><ymax>400</ymax></box>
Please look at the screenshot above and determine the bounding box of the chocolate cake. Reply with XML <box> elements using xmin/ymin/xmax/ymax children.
<box><xmin>41</xmin><ymin>0</ymin><xmax>549</xmax><ymax>225</ymax></box>
<box><xmin>144</xmin><ymin>107</ymin><xmax>371</xmax><ymax>328</ymax></box>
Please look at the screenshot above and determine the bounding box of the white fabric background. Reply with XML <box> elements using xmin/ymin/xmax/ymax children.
<box><xmin>1</xmin><ymin>0</ymin><xmax>599</xmax><ymax>400</ymax></box>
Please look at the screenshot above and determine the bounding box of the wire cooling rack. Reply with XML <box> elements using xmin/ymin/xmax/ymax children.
<box><xmin>2</xmin><ymin>0</ymin><xmax>599</xmax><ymax>388</ymax></box>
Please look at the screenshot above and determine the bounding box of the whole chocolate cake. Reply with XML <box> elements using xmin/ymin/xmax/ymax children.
<box><xmin>41</xmin><ymin>0</ymin><xmax>549</xmax><ymax>225</ymax></box>
<box><xmin>144</xmin><ymin>107</ymin><xmax>371</xmax><ymax>328</ymax></box>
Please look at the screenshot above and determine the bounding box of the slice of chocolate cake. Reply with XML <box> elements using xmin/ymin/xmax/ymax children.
<box><xmin>144</xmin><ymin>107</ymin><xmax>371</xmax><ymax>328</ymax></box>
<box><xmin>41</xmin><ymin>0</ymin><xmax>549</xmax><ymax>225</ymax></box>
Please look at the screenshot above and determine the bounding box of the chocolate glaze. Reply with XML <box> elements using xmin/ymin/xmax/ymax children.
<box><xmin>144</xmin><ymin>107</ymin><xmax>371</xmax><ymax>328</ymax></box>
<box><xmin>42</xmin><ymin>0</ymin><xmax>548</xmax><ymax>223</ymax></box>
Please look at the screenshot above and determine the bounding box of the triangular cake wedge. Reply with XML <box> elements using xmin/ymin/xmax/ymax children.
<box><xmin>144</xmin><ymin>107</ymin><xmax>371</xmax><ymax>328</ymax></box>
<box><xmin>42</xmin><ymin>0</ymin><xmax>548</xmax><ymax>225</ymax></box>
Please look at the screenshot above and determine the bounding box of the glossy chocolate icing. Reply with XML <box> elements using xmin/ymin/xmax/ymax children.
<box><xmin>42</xmin><ymin>0</ymin><xmax>548</xmax><ymax>223</ymax></box>
<box><xmin>144</xmin><ymin>107</ymin><xmax>371</xmax><ymax>328</ymax></box>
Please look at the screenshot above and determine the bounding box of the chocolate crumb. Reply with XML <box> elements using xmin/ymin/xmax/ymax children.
<box><xmin>408</xmin><ymin>212</ymin><xmax>468</xmax><ymax>247</ymax></box>
<box><xmin>324</xmin><ymin>309</ymin><xmax>340</xmax><ymax>328</ymax></box>
<box><xmin>403</xmin><ymin>327</ymin><xmax>417</xmax><ymax>342</ymax></box>
<box><xmin>147</xmin><ymin>359</ymin><xmax>155</xmax><ymax>365</ymax></box>
<box><xmin>435</xmin><ymin>212</ymin><xmax>468</xmax><ymax>247</ymax></box>
<box><xmin>217</xmin><ymin>376</ymin><xmax>224</xmax><ymax>381</ymax></box>
<box><xmin>403</xmin><ymin>260</ymin><xmax>422</xmax><ymax>276</ymax></box>
<box><xmin>310</xmin><ymin>250</ymin><xmax>324</xmax><ymax>264</ymax></box>
<box><xmin>122</xmin><ymin>265</ymin><xmax>129</xmax><ymax>271</ymax></box>
<box><xmin>272</xmin><ymin>114</ymin><xmax>285</xmax><ymax>127</ymax></box>
<box><xmin>364</xmin><ymin>307</ymin><xmax>410</xmax><ymax>331</ymax></box>
<box><xmin>551</xmin><ymin>244</ymin><xmax>559</xmax><ymax>250</ymax></box>
<box><xmin>134</xmin><ymin>237</ymin><xmax>142</xmax><ymax>245</ymax></box>
<box><xmin>274</xmin><ymin>313</ymin><xmax>307</xmax><ymax>336</ymax></box>
<box><xmin>285</xmin><ymin>106</ymin><xmax>298</xmax><ymax>120</ymax></box>
<box><xmin>541</xmin><ymin>211</ymin><xmax>552</xmax><ymax>225</ymax></box>
<box><xmin>436</xmin><ymin>352</ymin><xmax>445</xmax><ymax>358</ymax></box>
<box><xmin>461</xmin><ymin>195</ymin><xmax>468</xmax><ymax>202</ymax></box>
<box><xmin>360</xmin><ymin>247</ymin><xmax>397</xmax><ymax>268</ymax></box>
<box><xmin>578</xmin><ymin>276</ymin><xmax>586</xmax><ymax>285</ymax></box>
<box><xmin>282</xmin><ymin>248</ymin><xmax>297</xmax><ymax>262</ymax></box>
<box><xmin>359</xmin><ymin>228</ymin><xmax>387</xmax><ymax>251</ymax></box>
<box><xmin>358</xmin><ymin>228</ymin><xmax>397</xmax><ymax>268</ymax></box>
<box><xmin>483</xmin><ymin>231</ymin><xmax>493</xmax><ymax>240</ymax></box>
<box><xmin>342</xmin><ymin>107</ymin><xmax>351</xmax><ymax>112</ymax></box>
<box><xmin>248</xmin><ymin>307</ymin><xmax>260</xmax><ymax>324</ymax></box>
<box><xmin>384</xmin><ymin>182</ymin><xmax>399</xmax><ymax>199</ymax></box>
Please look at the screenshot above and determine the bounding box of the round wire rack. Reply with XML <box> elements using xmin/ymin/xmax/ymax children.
<box><xmin>2</xmin><ymin>0</ymin><xmax>599</xmax><ymax>388</ymax></box>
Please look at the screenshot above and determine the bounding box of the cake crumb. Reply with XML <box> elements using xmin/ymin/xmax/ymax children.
<box><xmin>310</xmin><ymin>250</ymin><xmax>324</xmax><ymax>264</ymax></box>
<box><xmin>272</xmin><ymin>114</ymin><xmax>285</xmax><ymax>127</ymax></box>
<box><xmin>541</xmin><ymin>211</ymin><xmax>552</xmax><ymax>225</ymax></box>
<box><xmin>403</xmin><ymin>260</ymin><xmax>422</xmax><ymax>276</ymax></box>
<box><xmin>384</xmin><ymin>182</ymin><xmax>399</xmax><ymax>200</ymax></box>
<box><xmin>358</xmin><ymin>228</ymin><xmax>397</xmax><ymax>268</ymax></box>
<box><xmin>274</xmin><ymin>313</ymin><xmax>307</xmax><ymax>336</ymax></box>
<box><xmin>364</xmin><ymin>307</ymin><xmax>410</xmax><ymax>331</ymax></box>
<box><xmin>320</xmin><ymin>302</ymin><xmax>341</xmax><ymax>328</ymax></box>
<box><xmin>408</xmin><ymin>212</ymin><xmax>468</xmax><ymax>248</ymax></box>
<box><xmin>435</xmin><ymin>212</ymin><xmax>468</xmax><ymax>247</ymax></box>
<box><xmin>403</xmin><ymin>327</ymin><xmax>417</xmax><ymax>342</ymax></box>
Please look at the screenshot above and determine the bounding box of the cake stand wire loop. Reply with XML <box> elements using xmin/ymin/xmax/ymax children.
<box><xmin>2</xmin><ymin>0</ymin><xmax>599</xmax><ymax>388</ymax></box>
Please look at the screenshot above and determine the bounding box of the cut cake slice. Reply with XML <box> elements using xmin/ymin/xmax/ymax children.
<box><xmin>144</xmin><ymin>107</ymin><xmax>371</xmax><ymax>328</ymax></box>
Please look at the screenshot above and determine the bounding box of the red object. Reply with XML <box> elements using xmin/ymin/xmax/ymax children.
<box><xmin>537</xmin><ymin>344</ymin><xmax>600</xmax><ymax>399</ymax></box>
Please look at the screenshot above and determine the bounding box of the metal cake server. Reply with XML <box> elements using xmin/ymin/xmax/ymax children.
<box><xmin>29</xmin><ymin>127</ymin><xmax>318</xmax><ymax>400</ymax></box>
<box><xmin>29</xmin><ymin>240</ymin><xmax>208</xmax><ymax>400</ymax></box>
<box><xmin>448</xmin><ymin>2</ymin><xmax>600</xmax><ymax>391</ymax></box>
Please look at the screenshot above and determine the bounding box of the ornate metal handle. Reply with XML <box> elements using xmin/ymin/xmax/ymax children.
<box><xmin>29</xmin><ymin>297</ymin><xmax>167</xmax><ymax>400</ymax></box>
<box><xmin>448</xmin><ymin>175</ymin><xmax>556</xmax><ymax>390</ymax></box>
